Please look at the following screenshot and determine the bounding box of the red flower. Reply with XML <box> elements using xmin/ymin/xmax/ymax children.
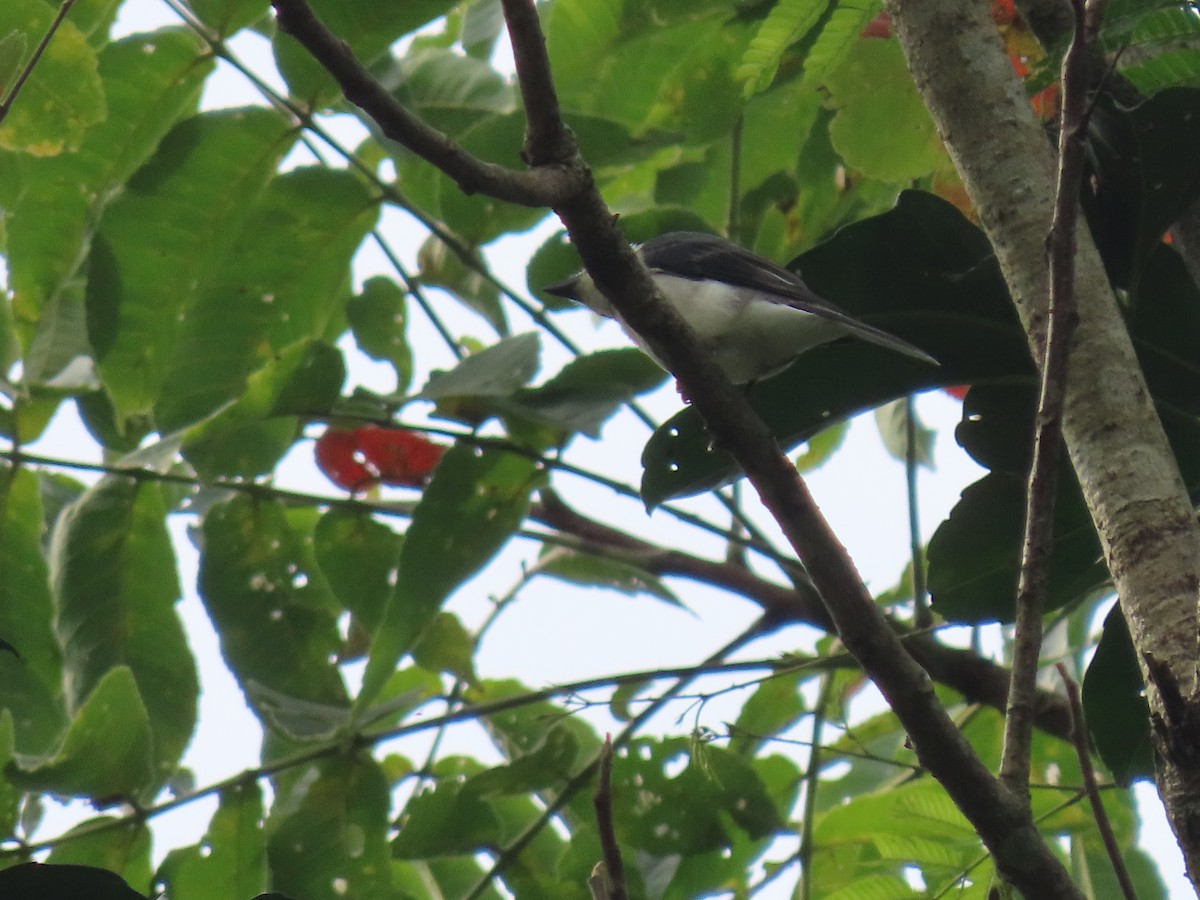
<box><xmin>316</xmin><ymin>425</ymin><xmax>446</xmax><ymax>492</ymax></box>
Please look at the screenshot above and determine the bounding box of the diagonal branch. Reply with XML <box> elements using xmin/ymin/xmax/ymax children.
<box><xmin>269</xmin><ymin>0</ymin><xmax>583</xmax><ymax>207</ymax></box>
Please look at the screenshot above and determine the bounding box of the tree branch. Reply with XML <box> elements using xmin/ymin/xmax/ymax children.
<box><xmin>1057</xmin><ymin>664</ymin><xmax>1139</xmax><ymax>900</ymax></box>
<box><xmin>269</xmin><ymin>0</ymin><xmax>584</xmax><ymax>208</ymax></box>
<box><xmin>1000</xmin><ymin>0</ymin><xmax>1101</xmax><ymax>805</ymax></box>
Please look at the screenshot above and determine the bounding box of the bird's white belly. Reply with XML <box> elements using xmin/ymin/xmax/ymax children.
<box><xmin>632</xmin><ymin>274</ymin><xmax>847</xmax><ymax>383</ymax></box>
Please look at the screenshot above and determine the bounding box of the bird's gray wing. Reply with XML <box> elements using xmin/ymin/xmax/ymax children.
<box><xmin>637</xmin><ymin>232</ymin><xmax>839</xmax><ymax>314</ymax></box>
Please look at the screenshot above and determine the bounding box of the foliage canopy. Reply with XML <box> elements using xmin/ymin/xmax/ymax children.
<box><xmin>3</xmin><ymin>0</ymin><xmax>1200</xmax><ymax>898</ymax></box>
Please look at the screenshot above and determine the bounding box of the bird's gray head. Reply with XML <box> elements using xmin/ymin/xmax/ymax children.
<box><xmin>543</xmin><ymin>270</ymin><xmax>615</xmax><ymax>317</ymax></box>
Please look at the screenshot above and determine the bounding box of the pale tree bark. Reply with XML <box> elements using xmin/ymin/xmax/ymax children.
<box><xmin>886</xmin><ymin>0</ymin><xmax>1200</xmax><ymax>886</ymax></box>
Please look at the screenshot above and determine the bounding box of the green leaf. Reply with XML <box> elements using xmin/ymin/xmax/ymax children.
<box><xmin>508</xmin><ymin>349</ymin><xmax>668</xmax><ymax>440</ymax></box>
<box><xmin>49</xmin><ymin>478</ymin><xmax>196</xmax><ymax>786</ymax></box>
<box><xmin>641</xmin><ymin>191</ymin><xmax>1028</xmax><ymax>506</ymax></box>
<box><xmin>874</xmin><ymin>397</ymin><xmax>934</xmax><ymax>468</ymax></box>
<box><xmin>799</xmin><ymin>1</ymin><xmax>884</xmax><ymax>91</ymax></box>
<box><xmin>0</xmin><ymin>29</ymin><xmax>27</xmax><ymax>97</ymax></box>
<box><xmin>927</xmin><ymin>468</ymin><xmax>1108</xmax><ymax>624</ymax></box>
<box><xmin>0</xmin><ymin>0</ymin><xmax>105</xmax><ymax>156</ymax></box>
<box><xmin>380</xmin><ymin>45</ymin><xmax>514</xmax><ymax>136</ymax></box>
<box><xmin>466</xmin><ymin>678</ymin><xmax>602</xmax><ymax>766</ymax></box>
<box><xmin>0</xmin><ymin>467</ymin><xmax>66</xmax><ymax>755</ymax></box>
<box><xmin>417</xmin><ymin>235</ymin><xmax>506</xmax><ymax>334</ymax></box>
<box><xmin>45</xmin><ymin>820</ymin><xmax>153</xmax><ymax>892</ymax></box>
<box><xmin>357</xmin><ymin>445</ymin><xmax>543</xmax><ymax>708</ymax></box>
<box><xmin>729</xmin><ymin>669</ymin><xmax>807</xmax><ymax>755</ymax></box>
<box><xmin>812</xmin><ymin>781</ymin><xmax>980</xmax><ymax>894</ymax></box>
<box><xmin>412</xmin><ymin>611</ymin><xmax>477</xmax><ymax>681</ymax></box>
<box><xmin>198</xmin><ymin>495</ymin><xmax>350</xmax><ymax>731</ymax></box>
<box><xmin>605</xmin><ymin>737</ymin><xmax>783</xmax><ymax>855</ymax></box>
<box><xmin>157</xmin><ymin>783</ymin><xmax>268</xmax><ymax>899</ymax></box>
<box><xmin>0</xmin><ymin>711</ymin><xmax>17</xmax><ymax>835</ymax></box>
<box><xmin>793</xmin><ymin>420</ymin><xmax>848</xmax><ymax>472</ymax></box>
<box><xmin>736</xmin><ymin>0</ymin><xmax>826</xmax><ymax>97</ymax></box>
<box><xmin>417</xmin><ymin>332</ymin><xmax>541</xmax><ymax>424</ymax></box>
<box><xmin>9</xmin><ymin>30</ymin><xmax>211</xmax><ymax>383</ymax></box>
<box><xmin>181</xmin><ymin>340</ymin><xmax>345</xmax><ymax>479</ymax></box>
<box><xmin>189</xmin><ymin>0</ymin><xmax>268</xmax><ymax>36</ymax></box>
<box><xmin>347</xmin><ymin>276</ymin><xmax>412</xmax><ymax>391</ymax></box>
<box><xmin>391</xmin><ymin>758</ymin><xmax>503</xmax><ymax>858</ymax></box>
<box><xmin>467</xmin><ymin>726</ymin><xmax>582</xmax><ymax>796</ymax></box>
<box><xmin>1083</xmin><ymin>604</ymin><xmax>1155</xmax><ymax>786</ymax></box>
<box><xmin>823</xmin><ymin>38</ymin><xmax>945</xmax><ymax>183</ymax></box>
<box><xmin>11</xmin><ymin>666</ymin><xmax>155</xmax><ymax>801</ymax></box>
<box><xmin>87</xmin><ymin>107</ymin><xmax>295</xmax><ymax>424</ymax></box>
<box><xmin>154</xmin><ymin>166</ymin><xmax>376</xmax><ymax>432</ymax></box>
<box><xmin>313</xmin><ymin>508</ymin><xmax>402</xmax><ymax>633</ymax></box>
<box><xmin>267</xmin><ymin>756</ymin><xmax>394</xmax><ymax>900</ymax></box>
<box><xmin>1082</xmin><ymin>89</ymin><xmax>1200</xmax><ymax>290</ymax></box>
<box><xmin>533</xmin><ymin>546</ymin><xmax>681</xmax><ymax>607</ymax></box>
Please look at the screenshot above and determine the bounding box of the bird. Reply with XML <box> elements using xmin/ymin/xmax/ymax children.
<box><xmin>544</xmin><ymin>231</ymin><xmax>937</xmax><ymax>384</ymax></box>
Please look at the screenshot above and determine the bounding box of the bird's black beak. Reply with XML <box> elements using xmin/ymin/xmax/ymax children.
<box><xmin>542</xmin><ymin>276</ymin><xmax>580</xmax><ymax>301</ymax></box>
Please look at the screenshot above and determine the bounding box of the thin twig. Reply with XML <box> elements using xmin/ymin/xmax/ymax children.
<box><xmin>592</xmin><ymin>736</ymin><xmax>629</xmax><ymax>900</ymax></box>
<box><xmin>0</xmin><ymin>0</ymin><xmax>78</xmax><ymax>125</ymax></box>
<box><xmin>999</xmin><ymin>0</ymin><xmax>1104</xmax><ymax>801</ymax></box>
<box><xmin>798</xmin><ymin>673</ymin><xmax>834</xmax><ymax>900</ymax></box>
<box><xmin>1055</xmin><ymin>663</ymin><xmax>1139</xmax><ymax>900</ymax></box>
<box><xmin>905</xmin><ymin>396</ymin><xmax>931</xmax><ymax>628</ymax></box>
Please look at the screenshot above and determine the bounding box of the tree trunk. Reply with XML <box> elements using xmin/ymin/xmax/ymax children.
<box><xmin>886</xmin><ymin>0</ymin><xmax>1200</xmax><ymax>887</ymax></box>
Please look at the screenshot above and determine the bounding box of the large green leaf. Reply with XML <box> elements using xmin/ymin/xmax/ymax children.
<box><xmin>641</xmin><ymin>191</ymin><xmax>1030</xmax><ymax>506</ymax></box>
<box><xmin>0</xmin><ymin>712</ymin><xmax>17</xmax><ymax>836</ymax></box>
<box><xmin>10</xmin><ymin>666</ymin><xmax>155</xmax><ymax>801</ymax></box>
<box><xmin>0</xmin><ymin>0</ymin><xmax>105</xmax><ymax>156</ymax></box>
<box><xmin>926</xmin><ymin>466</ymin><xmax>1109</xmax><ymax>624</ymax></box>
<box><xmin>198</xmin><ymin>495</ymin><xmax>350</xmax><ymax>733</ymax></box>
<box><xmin>49</xmin><ymin>478</ymin><xmax>195</xmax><ymax>786</ymax></box>
<box><xmin>547</xmin><ymin>0</ymin><xmax>751</xmax><ymax>140</ymax></box>
<box><xmin>1082</xmin><ymin>604</ymin><xmax>1155</xmax><ymax>786</ymax></box>
<box><xmin>87</xmin><ymin>107</ymin><xmax>296</xmax><ymax>424</ymax></box>
<box><xmin>926</xmin><ymin>245</ymin><xmax>1200</xmax><ymax>623</ymax></box>
<box><xmin>155</xmin><ymin>167</ymin><xmax>376</xmax><ymax>432</ymax></box>
<box><xmin>266</xmin><ymin>755</ymin><xmax>394</xmax><ymax>900</ymax></box>
<box><xmin>823</xmin><ymin>37</ymin><xmax>945</xmax><ymax>184</ymax></box>
<box><xmin>8</xmin><ymin>30</ymin><xmax>211</xmax><ymax>385</ymax></box>
<box><xmin>812</xmin><ymin>780</ymin><xmax>980</xmax><ymax>896</ymax></box>
<box><xmin>0</xmin><ymin>467</ymin><xmax>66</xmax><ymax>755</ymax></box>
<box><xmin>313</xmin><ymin>507</ymin><xmax>402</xmax><ymax>634</ymax></box>
<box><xmin>357</xmin><ymin>447</ymin><xmax>544</xmax><ymax>708</ymax></box>
<box><xmin>157</xmin><ymin>783</ymin><xmax>268</xmax><ymax>899</ymax></box>
<box><xmin>180</xmin><ymin>339</ymin><xmax>345</xmax><ymax>479</ymax></box>
<box><xmin>347</xmin><ymin>276</ymin><xmax>412</xmax><ymax>391</ymax></box>
<box><xmin>506</xmin><ymin>349</ymin><xmax>667</xmax><ymax>442</ymax></box>
<box><xmin>1083</xmin><ymin>88</ymin><xmax>1200</xmax><ymax>290</ymax></box>
<box><xmin>45</xmin><ymin>819</ymin><xmax>153</xmax><ymax>894</ymax></box>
